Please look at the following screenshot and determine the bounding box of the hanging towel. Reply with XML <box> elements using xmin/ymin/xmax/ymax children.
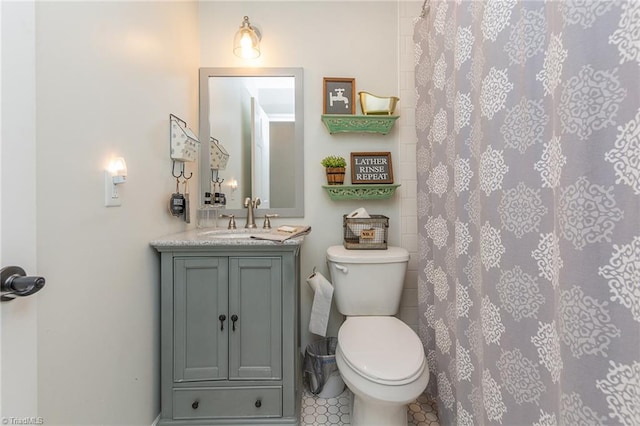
<box><xmin>306</xmin><ymin>271</ymin><xmax>334</xmax><ymax>336</ymax></box>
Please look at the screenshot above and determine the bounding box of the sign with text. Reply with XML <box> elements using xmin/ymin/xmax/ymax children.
<box><xmin>350</xmin><ymin>152</ymin><xmax>394</xmax><ymax>184</ymax></box>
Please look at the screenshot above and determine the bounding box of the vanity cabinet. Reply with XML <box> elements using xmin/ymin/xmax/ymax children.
<box><xmin>152</xmin><ymin>238</ymin><xmax>301</xmax><ymax>426</ymax></box>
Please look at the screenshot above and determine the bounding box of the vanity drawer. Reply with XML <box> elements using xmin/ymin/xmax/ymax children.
<box><xmin>173</xmin><ymin>386</ymin><xmax>282</xmax><ymax>419</ymax></box>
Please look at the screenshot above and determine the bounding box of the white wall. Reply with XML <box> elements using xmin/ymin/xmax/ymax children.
<box><xmin>199</xmin><ymin>1</ymin><xmax>402</xmax><ymax>348</ymax></box>
<box><xmin>34</xmin><ymin>2</ymin><xmax>199</xmax><ymax>424</ymax></box>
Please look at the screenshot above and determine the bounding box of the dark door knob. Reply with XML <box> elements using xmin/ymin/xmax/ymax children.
<box><xmin>192</xmin><ymin>401</ymin><xmax>199</xmax><ymax>410</ymax></box>
<box><xmin>1</xmin><ymin>266</ymin><xmax>46</xmax><ymax>302</ymax></box>
<box><xmin>255</xmin><ymin>399</ymin><xmax>262</xmax><ymax>408</ymax></box>
<box><xmin>219</xmin><ymin>314</ymin><xmax>226</xmax><ymax>331</ymax></box>
<box><xmin>231</xmin><ymin>314</ymin><xmax>238</xmax><ymax>331</ymax></box>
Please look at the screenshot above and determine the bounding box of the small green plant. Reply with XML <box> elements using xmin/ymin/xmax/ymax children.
<box><xmin>321</xmin><ymin>155</ymin><xmax>347</xmax><ymax>168</ymax></box>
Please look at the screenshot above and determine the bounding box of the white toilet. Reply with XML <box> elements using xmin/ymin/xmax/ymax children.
<box><xmin>326</xmin><ymin>245</ymin><xmax>429</xmax><ymax>426</ymax></box>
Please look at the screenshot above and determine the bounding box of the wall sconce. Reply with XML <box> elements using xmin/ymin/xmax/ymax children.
<box><xmin>105</xmin><ymin>157</ymin><xmax>127</xmax><ymax>207</ymax></box>
<box><xmin>228</xmin><ymin>179</ymin><xmax>238</xmax><ymax>200</ymax></box>
<box><xmin>233</xmin><ymin>16</ymin><xmax>261</xmax><ymax>59</ymax></box>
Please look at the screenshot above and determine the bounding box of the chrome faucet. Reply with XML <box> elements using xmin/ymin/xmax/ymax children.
<box><xmin>243</xmin><ymin>197</ymin><xmax>261</xmax><ymax>228</ymax></box>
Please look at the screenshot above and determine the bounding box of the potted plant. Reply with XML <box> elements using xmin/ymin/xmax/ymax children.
<box><xmin>321</xmin><ymin>155</ymin><xmax>347</xmax><ymax>185</ymax></box>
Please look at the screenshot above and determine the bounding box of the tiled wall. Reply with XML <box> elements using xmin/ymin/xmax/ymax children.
<box><xmin>398</xmin><ymin>1</ymin><xmax>422</xmax><ymax>331</ymax></box>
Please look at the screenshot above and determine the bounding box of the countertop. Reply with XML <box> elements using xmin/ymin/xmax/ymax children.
<box><xmin>150</xmin><ymin>227</ymin><xmax>306</xmax><ymax>249</ymax></box>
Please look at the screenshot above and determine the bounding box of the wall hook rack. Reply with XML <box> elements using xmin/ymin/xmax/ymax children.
<box><xmin>169</xmin><ymin>113</ymin><xmax>200</xmax><ymax>162</ymax></box>
<box><xmin>172</xmin><ymin>161</ymin><xmax>193</xmax><ymax>180</ymax></box>
<box><xmin>210</xmin><ymin>169</ymin><xmax>225</xmax><ymax>185</ymax></box>
<box><xmin>210</xmin><ymin>137</ymin><xmax>230</xmax><ymax>170</ymax></box>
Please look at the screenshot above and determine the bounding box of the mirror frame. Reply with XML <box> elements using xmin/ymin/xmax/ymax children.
<box><xmin>199</xmin><ymin>67</ymin><xmax>304</xmax><ymax>218</ymax></box>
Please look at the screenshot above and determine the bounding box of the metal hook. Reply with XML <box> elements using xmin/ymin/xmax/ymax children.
<box><xmin>210</xmin><ymin>170</ymin><xmax>224</xmax><ymax>184</ymax></box>
<box><xmin>169</xmin><ymin>113</ymin><xmax>187</xmax><ymax>128</ymax></box>
<box><xmin>172</xmin><ymin>161</ymin><xmax>183</xmax><ymax>179</ymax></box>
<box><xmin>172</xmin><ymin>161</ymin><xmax>193</xmax><ymax>180</ymax></box>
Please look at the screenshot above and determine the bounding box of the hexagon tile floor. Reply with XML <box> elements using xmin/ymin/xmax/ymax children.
<box><xmin>300</xmin><ymin>389</ymin><xmax>440</xmax><ymax>426</ymax></box>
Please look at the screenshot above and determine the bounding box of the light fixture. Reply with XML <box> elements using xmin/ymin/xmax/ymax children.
<box><xmin>233</xmin><ymin>16</ymin><xmax>261</xmax><ymax>59</ymax></box>
<box><xmin>228</xmin><ymin>179</ymin><xmax>238</xmax><ymax>200</ymax></box>
<box><xmin>105</xmin><ymin>157</ymin><xmax>128</xmax><ymax>207</ymax></box>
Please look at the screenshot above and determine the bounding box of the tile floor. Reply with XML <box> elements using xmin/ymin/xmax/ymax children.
<box><xmin>300</xmin><ymin>388</ymin><xmax>440</xmax><ymax>426</ymax></box>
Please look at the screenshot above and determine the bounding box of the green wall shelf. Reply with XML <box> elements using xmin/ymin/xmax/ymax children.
<box><xmin>322</xmin><ymin>184</ymin><xmax>401</xmax><ymax>200</ymax></box>
<box><xmin>321</xmin><ymin>114</ymin><xmax>399</xmax><ymax>135</ymax></box>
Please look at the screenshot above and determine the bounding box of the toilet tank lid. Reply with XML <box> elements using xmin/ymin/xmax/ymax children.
<box><xmin>327</xmin><ymin>245</ymin><xmax>409</xmax><ymax>263</ymax></box>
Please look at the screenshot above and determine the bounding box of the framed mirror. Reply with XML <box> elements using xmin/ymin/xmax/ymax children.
<box><xmin>199</xmin><ymin>67</ymin><xmax>304</xmax><ymax>218</ymax></box>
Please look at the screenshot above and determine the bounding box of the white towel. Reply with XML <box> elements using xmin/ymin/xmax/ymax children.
<box><xmin>306</xmin><ymin>271</ymin><xmax>334</xmax><ymax>336</ymax></box>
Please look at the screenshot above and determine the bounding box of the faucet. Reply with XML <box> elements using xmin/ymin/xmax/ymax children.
<box><xmin>243</xmin><ymin>197</ymin><xmax>261</xmax><ymax>228</ymax></box>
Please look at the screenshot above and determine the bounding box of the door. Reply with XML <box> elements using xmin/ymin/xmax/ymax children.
<box><xmin>228</xmin><ymin>257</ymin><xmax>282</xmax><ymax>380</ymax></box>
<box><xmin>0</xmin><ymin>0</ymin><xmax>39</xmax><ymax>419</ymax></box>
<box><xmin>173</xmin><ymin>257</ymin><xmax>228</xmax><ymax>382</ymax></box>
<box><xmin>251</xmin><ymin>98</ymin><xmax>270</xmax><ymax>208</ymax></box>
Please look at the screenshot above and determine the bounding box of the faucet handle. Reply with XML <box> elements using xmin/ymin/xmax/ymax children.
<box><xmin>263</xmin><ymin>214</ymin><xmax>278</xmax><ymax>229</ymax></box>
<box><xmin>254</xmin><ymin>197</ymin><xmax>261</xmax><ymax>208</ymax></box>
<box><xmin>220</xmin><ymin>214</ymin><xmax>236</xmax><ymax>229</ymax></box>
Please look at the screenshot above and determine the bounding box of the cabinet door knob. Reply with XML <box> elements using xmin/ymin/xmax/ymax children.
<box><xmin>255</xmin><ymin>399</ymin><xmax>262</xmax><ymax>408</ymax></box>
<box><xmin>231</xmin><ymin>314</ymin><xmax>238</xmax><ymax>331</ymax></box>
<box><xmin>219</xmin><ymin>314</ymin><xmax>226</xmax><ymax>331</ymax></box>
<box><xmin>192</xmin><ymin>401</ymin><xmax>199</xmax><ymax>410</ymax></box>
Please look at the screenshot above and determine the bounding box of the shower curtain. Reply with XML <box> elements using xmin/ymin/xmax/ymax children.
<box><xmin>414</xmin><ymin>1</ymin><xmax>639</xmax><ymax>424</ymax></box>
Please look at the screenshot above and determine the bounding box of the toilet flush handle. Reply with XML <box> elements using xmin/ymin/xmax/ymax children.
<box><xmin>334</xmin><ymin>264</ymin><xmax>349</xmax><ymax>274</ymax></box>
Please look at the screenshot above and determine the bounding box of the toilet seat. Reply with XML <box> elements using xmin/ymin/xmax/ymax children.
<box><xmin>338</xmin><ymin>316</ymin><xmax>425</xmax><ymax>386</ymax></box>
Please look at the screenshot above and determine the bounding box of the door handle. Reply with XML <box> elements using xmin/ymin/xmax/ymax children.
<box><xmin>231</xmin><ymin>314</ymin><xmax>238</xmax><ymax>331</ymax></box>
<box><xmin>219</xmin><ymin>314</ymin><xmax>226</xmax><ymax>331</ymax></box>
<box><xmin>1</xmin><ymin>266</ymin><xmax>46</xmax><ymax>302</ymax></box>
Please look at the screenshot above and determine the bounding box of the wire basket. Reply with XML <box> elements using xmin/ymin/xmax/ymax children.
<box><xmin>343</xmin><ymin>214</ymin><xmax>389</xmax><ymax>250</ymax></box>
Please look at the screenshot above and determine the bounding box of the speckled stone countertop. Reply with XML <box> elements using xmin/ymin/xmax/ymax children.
<box><xmin>150</xmin><ymin>228</ymin><xmax>305</xmax><ymax>249</ymax></box>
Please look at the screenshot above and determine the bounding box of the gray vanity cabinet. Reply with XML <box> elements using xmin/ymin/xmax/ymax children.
<box><xmin>155</xmin><ymin>244</ymin><xmax>301</xmax><ymax>426</ymax></box>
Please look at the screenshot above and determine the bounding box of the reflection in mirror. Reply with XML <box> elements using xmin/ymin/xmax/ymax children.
<box><xmin>199</xmin><ymin>68</ymin><xmax>304</xmax><ymax>218</ymax></box>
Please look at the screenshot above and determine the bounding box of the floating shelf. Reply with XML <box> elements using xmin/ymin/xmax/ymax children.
<box><xmin>321</xmin><ymin>115</ymin><xmax>399</xmax><ymax>135</ymax></box>
<box><xmin>322</xmin><ymin>184</ymin><xmax>401</xmax><ymax>200</ymax></box>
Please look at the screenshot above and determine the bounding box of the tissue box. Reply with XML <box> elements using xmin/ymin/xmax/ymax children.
<box><xmin>343</xmin><ymin>214</ymin><xmax>388</xmax><ymax>250</ymax></box>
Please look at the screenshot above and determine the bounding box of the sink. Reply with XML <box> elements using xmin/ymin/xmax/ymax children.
<box><xmin>198</xmin><ymin>229</ymin><xmax>268</xmax><ymax>239</ymax></box>
<box><xmin>204</xmin><ymin>232</ymin><xmax>253</xmax><ymax>239</ymax></box>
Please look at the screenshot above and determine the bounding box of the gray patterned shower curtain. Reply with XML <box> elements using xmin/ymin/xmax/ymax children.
<box><xmin>414</xmin><ymin>1</ymin><xmax>639</xmax><ymax>424</ymax></box>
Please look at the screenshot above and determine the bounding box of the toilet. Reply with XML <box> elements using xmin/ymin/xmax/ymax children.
<box><xmin>326</xmin><ymin>245</ymin><xmax>429</xmax><ymax>426</ymax></box>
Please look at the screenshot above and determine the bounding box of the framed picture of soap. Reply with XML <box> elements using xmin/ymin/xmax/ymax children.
<box><xmin>323</xmin><ymin>77</ymin><xmax>355</xmax><ymax>115</ymax></box>
<box><xmin>350</xmin><ymin>152</ymin><xmax>394</xmax><ymax>184</ymax></box>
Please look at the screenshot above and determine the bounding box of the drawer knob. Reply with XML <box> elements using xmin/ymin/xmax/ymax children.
<box><xmin>255</xmin><ymin>399</ymin><xmax>262</xmax><ymax>408</ymax></box>
<box><xmin>192</xmin><ymin>401</ymin><xmax>199</xmax><ymax>410</ymax></box>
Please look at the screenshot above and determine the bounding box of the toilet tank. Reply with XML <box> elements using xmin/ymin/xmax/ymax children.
<box><xmin>326</xmin><ymin>245</ymin><xmax>409</xmax><ymax>316</ymax></box>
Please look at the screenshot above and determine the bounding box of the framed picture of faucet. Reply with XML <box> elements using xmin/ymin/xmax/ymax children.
<box><xmin>323</xmin><ymin>77</ymin><xmax>355</xmax><ymax>114</ymax></box>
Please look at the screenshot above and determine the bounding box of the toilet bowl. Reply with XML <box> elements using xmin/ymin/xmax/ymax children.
<box><xmin>336</xmin><ymin>316</ymin><xmax>429</xmax><ymax>426</ymax></box>
<box><xmin>326</xmin><ymin>246</ymin><xmax>429</xmax><ymax>426</ymax></box>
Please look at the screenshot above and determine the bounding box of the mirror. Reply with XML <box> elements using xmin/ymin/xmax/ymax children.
<box><xmin>199</xmin><ymin>67</ymin><xmax>304</xmax><ymax>218</ymax></box>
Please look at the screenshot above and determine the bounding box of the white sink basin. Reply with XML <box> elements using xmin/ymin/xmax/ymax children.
<box><xmin>206</xmin><ymin>232</ymin><xmax>253</xmax><ymax>239</ymax></box>
<box><xmin>198</xmin><ymin>229</ymin><xmax>268</xmax><ymax>239</ymax></box>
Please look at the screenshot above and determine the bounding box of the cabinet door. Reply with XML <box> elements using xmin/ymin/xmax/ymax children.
<box><xmin>174</xmin><ymin>257</ymin><xmax>228</xmax><ymax>382</ymax></box>
<box><xmin>228</xmin><ymin>257</ymin><xmax>282</xmax><ymax>380</ymax></box>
